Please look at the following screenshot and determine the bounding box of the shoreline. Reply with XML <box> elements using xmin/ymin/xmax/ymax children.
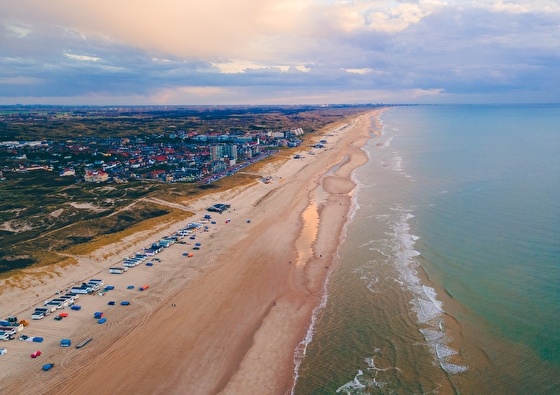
<box><xmin>0</xmin><ymin>109</ymin><xmax>385</xmax><ymax>394</ymax></box>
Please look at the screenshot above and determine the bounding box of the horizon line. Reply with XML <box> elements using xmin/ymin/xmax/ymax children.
<box><xmin>1</xmin><ymin>103</ymin><xmax>560</xmax><ymax>108</ymax></box>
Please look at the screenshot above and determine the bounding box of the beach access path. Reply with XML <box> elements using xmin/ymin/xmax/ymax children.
<box><xmin>0</xmin><ymin>109</ymin><xmax>384</xmax><ymax>395</ymax></box>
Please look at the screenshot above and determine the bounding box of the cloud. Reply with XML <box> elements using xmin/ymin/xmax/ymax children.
<box><xmin>475</xmin><ymin>0</ymin><xmax>560</xmax><ymax>14</ymax></box>
<box><xmin>343</xmin><ymin>68</ymin><xmax>377</xmax><ymax>75</ymax></box>
<box><xmin>210</xmin><ymin>60</ymin><xmax>314</xmax><ymax>74</ymax></box>
<box><xmin>0</xmin><ymin>76</ymin><xmax>41</xmax><ymax>85</ymax></box>
<box><xmin>0</xmin><ymin>0</ymin><xmax>559</xmax><ymax>104</ymax></box>
<box><xmin>212</xmin><ymin>60</ymin><xmax>283</xmax><ymax>74</ymax></box>
<box><xmin>6</xmin><ymin>0</ymin><xmax>310</xmax><ymax>62</ymax></box>
<box><xmin>410</xmin><ymin>88</ymin><xmax>445</xmax><ymax>97</ymax></box>
<box><xmin>65</xmin><ymin>53</ymin><xmax>101</xmax><ymax>62</ymax></box>
<box><xmin>149</xmin><ymin>86</ymin><xmax>231</xmax><ymax>104</ymax></box>
<box><xmin>4</xmin><ymin>23</ymin><xmax>31</xmax><ymax>38</ymax></box>
<box><xmin>4</xmin><ymin>0</ymin><xmax>436</xmax><ymax>62</ymax></box>
<box><xmin>366</xmin><ymin>3</ymin><xmax>431</xmax><ymax>33</ymax></box>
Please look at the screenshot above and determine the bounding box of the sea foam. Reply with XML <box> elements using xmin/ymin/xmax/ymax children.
<box><xmin>290</xmin><ymin>284</ymin><xmax>328</xmax><ymax>395</ymax></box>
<box><xmin>335</xmin><ymin>356</ymin><xmax>392</xmax><ymax>395</ymax></box>
<box><xmin>389</xmin><ymin>207</ymin><xmax>468</xmax><ymax>374</ymax></box>
<box><xmin>335</xmin><ymin>370</ymin><xmax>366</xmax><ymax>394</ymax></box>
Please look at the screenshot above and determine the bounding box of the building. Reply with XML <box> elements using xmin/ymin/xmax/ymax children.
<box><xmin>210</xmin><ymin>144</ymin><xmax>238</xmax><ymax>161</ymax></box>
<box><xmin>59</xmin><ymin>168</ymin><xmax>76</xmax><ymax>176</ymax></box>
<box><xmin>84</xmin><ymin>170</ymin><xmax>109</xmax><ymax>183</ymax></box>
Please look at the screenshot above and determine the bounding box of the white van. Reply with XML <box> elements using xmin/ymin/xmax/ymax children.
<box><xmin>34</xmin><ymin>308</ymin><xmax>51</xmax><ymax>316</ymax></box>
<box><xmin>45</xmin><ymin>301</ymin><xmax>63</xmax><ymax>309</ymax></box>
<box><xmin>31</xmin><ymin>312</ymin><xmax>45</xmax><ymax>320</ymax></box>
<box><xmin>51</xmin><ymin>298</ymin><xmax>69</xmax><ymax>307</ymax></box>
<box><xmin>57</xmin><ymin>296</ymin><xmax>75</xmax><ymax>305</ymax></box>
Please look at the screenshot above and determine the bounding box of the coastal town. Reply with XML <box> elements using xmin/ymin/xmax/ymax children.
<box><xmin>0</xmin><ymin>105</ymin><xmax>372</xmax><ymax>186</ymax></box>
<box><xmin>0</xmin><ymin>106</ymin><xmax>379</xmax><ymax>394</ymax></box>
<box><xmin>0</xmin><ymin>105</ymin><xmax>368</xmax><ymax>286</ymax></box>
<box><xmin>0</xmin><ymin>115</ymin><xmax>305</xmax><ymax>184</ymax></box>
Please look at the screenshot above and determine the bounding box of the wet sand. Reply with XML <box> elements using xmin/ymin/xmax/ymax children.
<box><xmin>0</xmin><ymin>109</ymin><xmax>384</xmax><ymax>395</ymax></box>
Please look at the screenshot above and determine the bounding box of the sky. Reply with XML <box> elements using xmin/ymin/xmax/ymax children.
<box><xmin>1</xmin><ymin>0</ymin><xmax>559</xmax><ymax>105</ymax></box>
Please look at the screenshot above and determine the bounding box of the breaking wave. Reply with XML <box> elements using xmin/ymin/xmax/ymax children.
<box><xmin>390</xmin><ymin>208</ymin><xmax>468</xmax><ymax>375</ymax></box>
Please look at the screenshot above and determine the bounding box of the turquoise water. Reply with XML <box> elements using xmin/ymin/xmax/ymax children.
<box><xmin>294</xmin><ymin>105</ymin><xmax>560</xmax><ymax>394</ymax></box>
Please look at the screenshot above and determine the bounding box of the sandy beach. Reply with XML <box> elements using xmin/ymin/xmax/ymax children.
<box><xmin>0</xmin><ymin>109</ymin><xmax>384</xmax><ymax>395</ymax></box>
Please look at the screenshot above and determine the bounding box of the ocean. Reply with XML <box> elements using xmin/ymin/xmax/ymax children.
<box><xmin>293</xmin><ymin>105</ymin><xmax>560</xmax><ymax>394</ymax></box>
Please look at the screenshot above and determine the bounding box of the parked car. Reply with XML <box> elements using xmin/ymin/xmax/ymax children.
<box><xmin>60</xmin><ymin>339</ymin><xmax>71</xmax><ymax>347</ymax></box>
